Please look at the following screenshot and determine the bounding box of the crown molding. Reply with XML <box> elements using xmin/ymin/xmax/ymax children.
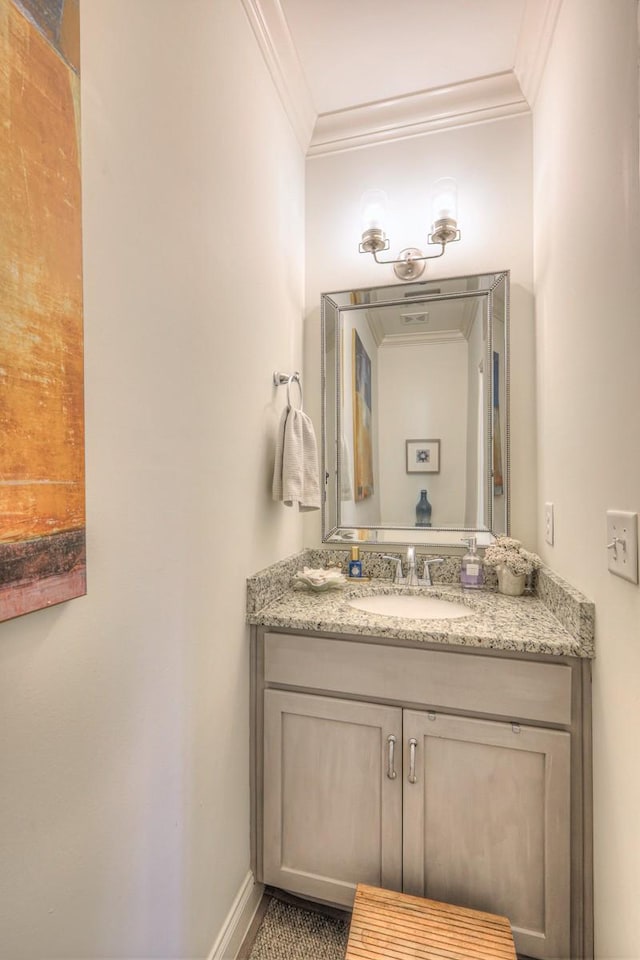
<box><xmin>242</xmin><ymin>1</ymin><xmax>544</xmax><ymax>158</ymax></box>
<box><xmin>514</xmin><ymin>0</ymin><xmax>563</xmax><ymax>107</ymax></box>
<box><xmin>240</xmin><ymin>0</ymin><xmax>316</xmax><ymax>152</ymax></box>
<box><xmin>380</xmin><ymin>330</ymin><xmax>466</xmax><ymax>348</ymax></box>
<box><xmin>308</xmin><ymin>72</ymin><xmax>529</xmax><ymax>157</ymax></box>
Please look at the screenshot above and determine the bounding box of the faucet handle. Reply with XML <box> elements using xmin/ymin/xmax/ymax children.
<box><xmin>420</xmin><ymin>557</ymin><xmax>444</xmax><ymax>586</ymax></box>
<box><xmin>382</xmin><ymin>555</ymin><xmax>405</xmax><ymax>584</ymax></box>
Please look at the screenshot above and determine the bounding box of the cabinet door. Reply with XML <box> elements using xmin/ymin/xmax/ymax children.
<box><xmin>403</xmin><ymin>711</ymin><xmax>570</xmax><ymax>960</ymax></box>
<box><xmin>263</xmin><ymin>689</ymin><xmax>402</xmax><ymax>907</ymax></box>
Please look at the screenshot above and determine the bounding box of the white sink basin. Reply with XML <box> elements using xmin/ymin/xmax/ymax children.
<box><xmin>348</xmin><ymin>594</ymin><xmax>471</xmax><ymax>620</ymax></box>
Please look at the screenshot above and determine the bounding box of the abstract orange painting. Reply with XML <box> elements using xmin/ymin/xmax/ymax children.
<box><xmin>0</xmin><ymin>0</ymin><xmax>85</xmax><ymax>620</ymax></box>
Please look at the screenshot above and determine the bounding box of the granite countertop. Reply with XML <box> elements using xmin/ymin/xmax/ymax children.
<box><xmin>247</xmin><ymin>550</ymin><xmax>595</xmax><ymax>659</ymax></box>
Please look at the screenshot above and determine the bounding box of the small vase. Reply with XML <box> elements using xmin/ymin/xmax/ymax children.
<box><xmin>496</xmin><ymin>565</ymin><xmax>526</xmax><ymax>597</ymax></box>
<box><xmin>416</xmin><ymin>489</ymin><xmax>432</xmax><ymax>527</ymax></box>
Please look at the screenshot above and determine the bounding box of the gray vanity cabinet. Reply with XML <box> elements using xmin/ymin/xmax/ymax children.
<box><xmin>262</xmin><ymin>690</ymin><xmax>402</xmax><ymax>904</ymax></box>
<box><xmin>252</xmin><ymin>628</ymin><xmax>592</xmax><ymax>960</ymax></box>
<box><xmin>402</xmin><ymin>710</ymin><xmax>571</xmax><ymax>960</ymax></box>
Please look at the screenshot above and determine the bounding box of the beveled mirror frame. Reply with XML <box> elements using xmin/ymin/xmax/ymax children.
<box><xmin>321</xmin><ymin>270</ymin><xmax>510</xmax><ymax>547</ymax></box>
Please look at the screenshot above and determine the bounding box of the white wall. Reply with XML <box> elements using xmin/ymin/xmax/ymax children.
<box><xmin>0</xmin><ymin>2</ymin><xmax>305</xmax><ymax>958</ymax></box>
<box><xmin>378</xmin><ymin>340</ymin><xmax>468</xmax><ymax>526</ymax></box>
<box><xmin>304</xmin><ymin>116</ymin><xmax>535</xmax><ymax>547</ymax></box>
<box><xmin>532</xmin><ymin>1</ymin><xmax>640</xmax><ymax>956</ymax></box>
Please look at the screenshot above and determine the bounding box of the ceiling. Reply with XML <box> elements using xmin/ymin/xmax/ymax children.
<box><xmin>241</xmin><ymin>0</ymin><xmax>562</xmax><ymax>155</ymax></box>
<box><xmin>364</xmin><ymin>275</ymin><xmax>483</xmax><ymax>345</ymax></box>
<box><xmin>279</xmin><ymin>0</ymin><xmax>527</xmax><ymax>115</ymax></box>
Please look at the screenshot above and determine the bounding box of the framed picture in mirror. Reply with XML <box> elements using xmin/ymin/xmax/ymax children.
<box><xmin>406</xmin><ymin>439</ymin><xmax>440</xmax><ymax>474</ymax></box>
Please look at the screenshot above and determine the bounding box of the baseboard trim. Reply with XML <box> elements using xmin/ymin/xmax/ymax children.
<box><xmin>207</xmin><ymin>871</ymin><xmax>264</xmax><ymax>960</ymax></box>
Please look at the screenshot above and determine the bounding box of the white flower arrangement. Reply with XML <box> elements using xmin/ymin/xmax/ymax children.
<box><xmin>483</xmin><ymin>537</ymin><xmax>542</xmax><ymax>577</ymax></box>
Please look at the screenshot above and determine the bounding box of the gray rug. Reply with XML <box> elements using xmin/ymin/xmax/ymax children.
<box><xmin>248</xmin><ymin>898</ymin><xmax>349</xmax><ymax>960</ymax></box>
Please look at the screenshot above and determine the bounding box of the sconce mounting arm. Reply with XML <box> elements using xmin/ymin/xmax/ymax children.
<box><xmin>360</xmin><ymin>231</ymin><xmax>461</xmax><ymax>281</ymax></box>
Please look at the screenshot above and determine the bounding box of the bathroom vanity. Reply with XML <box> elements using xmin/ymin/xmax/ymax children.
<box><xmin>248</xmin><ymin>554</ymin><xmax>594</xmax><ymax>960</ymax></box>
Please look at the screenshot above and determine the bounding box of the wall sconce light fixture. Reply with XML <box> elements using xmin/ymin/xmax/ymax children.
<box><xmin>358</xmin><ymin>178</ymin><xmax>461</xmax><ymax>280</ymax></box>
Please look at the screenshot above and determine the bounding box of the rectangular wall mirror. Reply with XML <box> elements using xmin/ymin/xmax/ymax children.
<box><xmin>321</xmin><ymin>271</ymin><xmax>510</xmax><ymax>546</ymax></box>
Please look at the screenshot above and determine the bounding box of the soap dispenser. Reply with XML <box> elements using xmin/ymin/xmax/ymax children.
<box><xmin>460</xmin><ymin>536</ymin><xmax>484</xmax><ymax>590</ymax></box>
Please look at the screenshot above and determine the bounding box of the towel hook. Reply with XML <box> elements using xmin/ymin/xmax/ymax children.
<box><xmin>273</xmin><ymin>370</ymin><xmax>303</xmax><ymax>409</ymax></box>
<box><xmin>273</xmin><ymin>371</ymin><xmax>300</xmax><ymax>386</ymax></box>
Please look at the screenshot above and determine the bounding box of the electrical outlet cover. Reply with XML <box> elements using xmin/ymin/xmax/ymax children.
<box><xmin>607</xmin><ymin>510</ymin><xmax>638</xmax><ymax>584</ymax></box>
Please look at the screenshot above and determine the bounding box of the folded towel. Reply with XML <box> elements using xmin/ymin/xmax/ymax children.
<box><xmin>272</xmin><ymin>405</ymin><xmax>289</xmax><ymax>501</ymax></box>
<box><xmin>272</xmin><ymin>406</ymin><xmax>321</xmax><ymax>511</ymax></box>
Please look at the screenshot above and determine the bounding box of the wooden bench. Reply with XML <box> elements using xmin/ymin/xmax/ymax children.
<box><xmin>345</xmin><ymin>884</ymin><xmax>517</xmax><ymax>960</ymax></box>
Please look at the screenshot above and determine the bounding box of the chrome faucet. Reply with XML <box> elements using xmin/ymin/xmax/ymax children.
<box><xmin>383</xmin><ymin>549</ymin><xmax>443</xmax><ymax>586</ymax></box>
<box><xmin>405</xmin><ymin>546</ymin><xmax>420</xmax><ymax>587</ymax></box>
<box><xmin>381</xmin><ymin>550</ymin><xmax>418</xmax><ymax>585</ymax></box>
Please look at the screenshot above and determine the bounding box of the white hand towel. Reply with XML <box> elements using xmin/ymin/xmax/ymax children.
<box><xmin>272</xmin><ymin>405</ymin><xmax>289</xmax><ymax>503</ymax></box>
<box><xmin>272</xmin><ymin>406</ymin><xmax>320</xmax><ymax>511</ymax></box>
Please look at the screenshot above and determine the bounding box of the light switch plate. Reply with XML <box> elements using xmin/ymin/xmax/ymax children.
<box><xmin>544</xmin><ymin>503</ymin><xmax>554</xmax><ymax>545</ymax></box>
<box><xmin>607</xmin><ymin>510</ymin><xmax>638</xmax><ymax>583</ymax></box>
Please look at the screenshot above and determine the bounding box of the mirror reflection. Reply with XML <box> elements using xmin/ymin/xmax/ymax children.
<box><xmin>321</xmin><ymin>271</ymin><xmax>509</xmax><ymax>546</ymax></box>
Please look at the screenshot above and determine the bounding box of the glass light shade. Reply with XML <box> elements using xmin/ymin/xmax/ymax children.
<box><xmin>431</xmin><ymin>177</ymin><xmax>458</xmax><ymax>224</ymax></box>
<box><xmin>360</xmin><ymin>189</ymin><xmax>388</xmax><ymax>233</ymax></box>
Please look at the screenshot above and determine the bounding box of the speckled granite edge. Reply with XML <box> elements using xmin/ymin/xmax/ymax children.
<box><xmin>248</xmin><ymin>579</ymin><xmax>588</xmax><ymax>657</ymax></box>
<box><xmin>536</xmin><ymin>565</ymin><xmax>595</xmax><ymax>657</ymax></box>
<box><xmin>246</xmin><ymin>551</ymin><xmax>308</xmax><ymax>615</ymax></box>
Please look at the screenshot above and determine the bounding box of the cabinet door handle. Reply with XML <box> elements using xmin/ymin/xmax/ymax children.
<box><xmin>386</xmin><ymin>735</ymin><xmax>397</xmax><ymax>780</ymax></box>
<box><xmin>408</xmin><ymin>738</ymin><xmax>418</xmax><ymax>784</ymax></box>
